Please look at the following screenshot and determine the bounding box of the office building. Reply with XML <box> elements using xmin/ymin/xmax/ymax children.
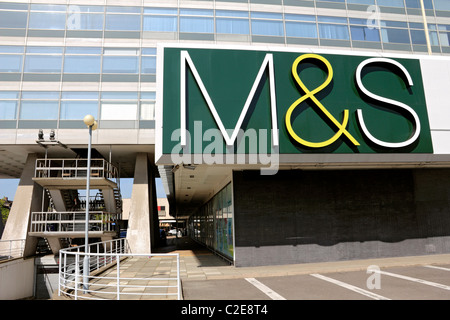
<box><xmin>1</xmin><ymin>0</ymin><xmax>450</xmax><ymax>267</ymax></box>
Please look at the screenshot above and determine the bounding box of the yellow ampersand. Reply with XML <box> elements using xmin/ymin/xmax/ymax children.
<box><xmin>285</xmin><ymin>54</ymin><xmax>360</xmax><ymax>148</ymax></box>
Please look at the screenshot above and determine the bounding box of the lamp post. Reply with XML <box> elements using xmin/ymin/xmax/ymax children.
<box><xmin>82</xmin><ymin>114</ymin><xmax>97</xmax><ymax>292</ymax></box>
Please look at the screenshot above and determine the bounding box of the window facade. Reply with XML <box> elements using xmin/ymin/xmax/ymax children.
<box><xmin>1</xmin><ymin>0</ymin><xmax>450</xmax><ymax>130</ymax></box>
<box><xmin>189</xmin><ymin>183</ymin><xmax>233</xmax><ymax>260</ymax></box>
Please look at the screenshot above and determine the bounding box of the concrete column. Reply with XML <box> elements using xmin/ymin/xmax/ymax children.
<box><xmin>126</xmin><ymin>153</ymin><xmax>154</xmax><ymax>253</ymax></box>
<box><xmin>48</xmin><ymin>190</ymin><xmax>66</xmax><ymax>212</ymax></box>
<box><xmin>46</xmin><ymin>237</ymin><xmax>62</xmax><ymax>253</ymax></box>
<box><xmin>0</xmin><ymin>215</ymin><xmax>4</xmax><ymax>238</ymax></box>
<box><xmin>0</xmin><ymin>153</ymin><xmax>43</xmax><ymax>257</ymax></box>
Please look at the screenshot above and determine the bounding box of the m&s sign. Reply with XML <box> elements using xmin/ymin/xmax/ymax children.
<box><xmin>160</xmin><ymin>47</ymin><xmax>433</xmax><ymax>156</ymax></box>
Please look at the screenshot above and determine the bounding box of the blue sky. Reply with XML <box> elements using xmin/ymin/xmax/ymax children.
<box><xmin>0</xmin><ymin>177</ymin><xmax>166</xmax><ymax>200</ymax></box>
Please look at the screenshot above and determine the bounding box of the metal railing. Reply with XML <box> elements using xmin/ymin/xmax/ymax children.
<box><xmin>29</xmin><ymin>211</ymin><xmax>121</xmax><ymax>233</ymax></box>
<box><xmin>0</xmin><ymin>239</ymin><xmax>25</xmax><ymax>261</ymax></box>
<box><xmin>35</xmin><ymin>158</ymin><xmax>119</xmax><ymax>182</ymax></box>
<box><xmin>58</xmin><ymin>239</ymin><xmax>181</xmax><ymax>300</ymax></box>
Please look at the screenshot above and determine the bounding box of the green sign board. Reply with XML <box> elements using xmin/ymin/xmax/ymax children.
<box><xmin>160</xmin><ymin>47</ymin><xmax>433</xmax><ymax>156</ymax></box>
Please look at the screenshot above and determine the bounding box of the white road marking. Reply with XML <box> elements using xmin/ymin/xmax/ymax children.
<box><xmin>245</xmin><ymin>278</ymin><xmax>286</xmax><ymax>300</ymax></box>
<box><xmin>424</xmin><ymin>265</ymin><xmax>450</xmax><ymax>272</ymax></box>
<box><xmin>377</xmin><ymin>270</ymin><xmax>450</xmax><ymax>291</ymax></box>
<box><xmin>310</xmin><ymin>273</ymin><xmax>390</xmax><ymax>300</ymax></box>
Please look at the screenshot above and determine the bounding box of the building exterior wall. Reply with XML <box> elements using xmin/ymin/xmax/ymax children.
<box><xmin>233</xmin><ymin>169</ymin><xmax>450</xmax><ymax>267</ymax></box>
<box><xmin>2</xmin><ymin>0</ymin><xmax>450</xmax><ymax>267</ymax></box>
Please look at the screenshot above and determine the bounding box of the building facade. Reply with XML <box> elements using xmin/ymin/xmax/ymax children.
<box><xmin>1</xmin><ymin>0</ymin><xmax>450</xmax><ymax>267</ymax></box>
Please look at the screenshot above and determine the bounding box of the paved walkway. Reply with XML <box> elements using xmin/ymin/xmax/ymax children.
<box><xmin>60</xmin><ymin>236</ymin><xmax>450</xmax><ymax>300</ymax></box>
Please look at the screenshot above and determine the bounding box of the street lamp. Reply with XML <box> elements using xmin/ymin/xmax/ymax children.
<box><xmin>83</xmin><ymin>114</ymin><xmax>97</xmax><ymax>292</ymax></box>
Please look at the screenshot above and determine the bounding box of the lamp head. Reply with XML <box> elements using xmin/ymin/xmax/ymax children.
<box><xmin>38</xmin><ymin>129</ymin><xmax>44</xmax><ymax>141</ymax></box>
<box><xmin>83</xmin><ymin>114</ymin><xmax>95</xmax><ymax>127</ymax></box>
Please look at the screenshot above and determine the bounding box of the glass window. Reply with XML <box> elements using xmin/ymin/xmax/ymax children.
<box><xmin>216</xmin><ymin>18</ymin><xmax>249</xmax><ymax>34</ymax></box>
<box><xmin>140</xmin><ymin>92</ymin><xmax>156</xmax><ymax>100</ymax></box>
<box><xmin>346</xmin><ymin>0</ymin><xmax>374</xmax><ymax>3</ymax></box>
<box><xmin>60</xmin><ymin>101</ymin><xmax>98</xmax><ymax>120</ymax></box>
<box><xmin>29</xmin><ymin>12</ymin><xmax>66</xmax><ymax>29</ymax></box>
<box><xmin>381</xmin><ymin>28</ymin><xmax>410</xmax><ymax>44</ymax></box>
<box><xmin>0</xmin><ymin>92</ymin><xmax>18</xmax><ymax>120</ymax></box>
<box><xmin>103</xmin><ymin>48</ymin><xmax>139</xmax><ymax>55</ymax></box>
<box><xmin>409</xmin><ymin>22</ymin><xmax>424</xmax><ymax>29</ymax></box>
<box><xmin>0</xmin><ymin>46</ymin><xmax>24</xmax><ymax>53</ymax></box>
<box><xmin>0</xmin><ymin>101</ymin><xmax>16</xmax><ymax>120</ymax></box>
<box><xmin>65</xmin><ymin>47</ymin><xmax>102</xmax><ymax>54</ymax></box>
<box><xmin>141</xmin><ymin>56</ymin><xmax>156</xmax><ymax>74</ymax></box>
<box><xmin>251</xmin><ymin>20</ymin><xmax>284</xmax><ymax>36</ymax></box>
<box><xmin>144</xmin><ymin>8</ymin><xmax>177</xmax><ymax>15</ymax></box>
<box><xmin>0</xmin><ymin>92</ymin><xmax>19</xmax><ymax>99</ymax></box>
<box><xmin>101</xmin><ymin>103</ymin><xmax>137</xmax><ymax>120</ymax></box>
<box><xmin>180</xmin><ymin>9</ymin><xmax>213</xmax><ymax>16</ymax></box>
<box><xmin>405</xmin><ymin>0</ymin><xmax>433</xmax><ymax>9</ymax></box>
<box><xmin>251</xmin><ymin>12</ymin><xmax>282</xmax><ymax>20</ymax></box>
<box><xmin>433</xmin><ymin>0</ymin><xmax>450</xmax><ymax>11</ymax></box>
<box><xmin>26</xmin><ymin>47</ymin><xmax>63</xmax><ymax>54</ymax></box>
<box><xmin>410</xmin><ymin>29</ymin><xmax>427</xmax><ymax>45</ymax></box>
<box><xmin>251</xmin><ymin>11</ymin><xmax>285</xmax><ymax>37</ymax></box>
<box><xmin>67</xmin><ymin>13</ymin><xmax>104</xmax><ymax>30</ymax></box>
<box><xmin>0</xmin><ymin>55</ymin><xmax>23</xmax><ymax>72</ymax></box>
<box><xmin>317</xmin><ymin>16</ymin><xmax>347</xmax><ymax>24</ymax></box>
<box><xmin>438</xmin><ymin>26</ymin><xmax>450</xmax><ymax>46</ymax></box>
<box><xmin>318</xmin><ymin>24</ymin><xmax>349</xmax><ymax>40</ymax></box>
<box><xmin>105</xmin><ymin>14</ymin><xmax>141</xmax><ymax>31</ymax></box>
<box><xmin>284</xmin><ymin>14</ymin><xmax>316</xmax><ymax>22</ymax></box>
<box><xmin>285</xmin><ymin>22</ymin><xmax>317</xmax><ymax>38</ymax></box>
<box><xmin>180</xmin><ymin>16</ymin><xmax>214</xmax><ymax>33</ymax></box>
<box><xmin>106</xmin><ymin>6</ymin><xmax>140</xmax><ymax>14</ymax></box>
<box><xmin>142</xmin><ymin>48</ymin><xmax>156</xmax><ymax>55</ymax></box>
<box><xmin>0</xmin><ymin>11</ymin><xmax>28</xmax><ymax>28</ymax></box>
<box><xmin>67</xmin><ymin>5</ymin><xmax>104</xmax><ymax>13</ymax></box>
<box><xmin>22</xmin><ymin>91</ymin><xmax>60</xmax><ymax>99</ymax></box>
<box><xmin>143</xmin><ymin>15</ymin><xmax>177</xmax><ymax>32</ymax></box>
<box><xmin>101</xmin><ymin>92</ymin><xmax>138</xmax><ymax>100</ymax></box>
<box><xmin>140</xmin><ymin>102</ymin><xmax>155</xmax><ymax>120</ymax></box>
<box><xmin>20</xmin><ymin>101</ymin><xmax>59</xmax><ymax>120</ymax></box>
<box><xmin>102</xmin><ymin>56</ymin><xmax>139</xmax><ymax>73</ymax></box>
<box><xmin>350</xmin><ymin>26</ymin><xmax>380</xmax><ymax>41</ymax></box>
<box><xmin>377</xmin><ymin>0</ymin><xmax>404</xmax><ymax>7</ymax></box>
<box><xmin>0</xmin><ymin>3</ymin><xmax>29</xmax><ymax>10</ymax></box>
<box><xmin>62</xmin><ymin>92</ymin><xmax>99</xmax><ymax>100</ymax></box>
<box><xmin>180</xmin><ymin>8</ymin><xmax>213</xmax><ymax>33</ymax></box>
<box><xmin>380</xmin><ymin>20</ymin><xmax>408</xmax><ymax>28</ymax></box>
<box><xmin>30</xmin><ymin>4</ymin><xmax>66</xmax><ymax>12</ymax></box>
<box><xmin>24</xmin><ymin>55</ymin><xmax>62</xmax><ymax>73</ymax></box>
<box><xmin>140</xmin><ymin>91</ymin><xmax>156</xmax><ymax>120</ymax></box>
<box><xmin>64</xmin><ymin>56</ymin><xmax>101</xmax><ymax>73</ymax></box>
<box><xmin>216</xmin><ymin>10</ymin><xmax>248</xmax><ymax>18</ymax></box>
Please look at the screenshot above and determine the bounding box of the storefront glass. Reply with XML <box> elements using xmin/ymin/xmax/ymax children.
<box><xmin>189</xmin><ymin>183</ymin><xmax>233</xmax><ymax>260</ymax></box>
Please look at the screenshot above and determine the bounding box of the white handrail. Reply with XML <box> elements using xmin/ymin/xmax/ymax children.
<box><xmin>58</xmin><ymin>239</ymin><xmax>181</xmax><ymax>300</ymax></box>
<box><xmin>0</xmin><ymin>239</ymin><xmax>25</xmax><ymax>260</ymax></box>
<box><xmin>29</xmin><ymin>211</ymin><xmax>121</xmax><ymax>233</ymax></box>
<box><xmin>34</xmin><ymin>158</ymin><xmax>119</xmax><ymax>182</ymax></box>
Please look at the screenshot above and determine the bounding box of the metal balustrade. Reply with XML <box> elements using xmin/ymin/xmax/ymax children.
<box><xmin>29</xmin><ymin>211</ymin><xmax>121</xmax><ymax>234</ymax></box>
<box><xmin>35</xmin><ymin>158</ymin><xmax>119</xmax><ymax>182</ymax></box>
<box><xmin>0</xmin><ymin>239</ymin><xmax>25</xmax><ymax>261</ymax></box>
<box><xmin>58</xmin><ymin>239</ymin><xmax>181</xmax><ymax>300</ymax></box>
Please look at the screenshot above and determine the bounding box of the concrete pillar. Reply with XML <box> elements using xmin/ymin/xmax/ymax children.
<box><xmin>48</xmin><ymin>189</ymin><xmax>66</xmax><ymax>212</ymax></box>
<box><xmin>0</xmin><ymin>154</ymin><xmax>43</xmax><ymax>257</ymax></box>
<box><xmin>101</xmin><ymin>189</ymin><xmax>117</xmax><ymax>213</ymax></box>
<box><xmin>126</xmin><ymin>153</ymin><xmax>155</xmax><ymax>253</ymax></box>
<box><xmin>0</xmin><ymin>215</ymin><xmax>4</xmax><ymax>238</ymax></box>
<box><xmin>46</xmin><ymin>237</ymin><xmax>62</xmax><ymax>254</ymax></box>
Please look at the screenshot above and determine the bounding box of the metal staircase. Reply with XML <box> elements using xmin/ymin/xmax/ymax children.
<box><xmin>29</xmin><ymin>157</ymin><xmax>123</xmax><ymax>254</ymax></box>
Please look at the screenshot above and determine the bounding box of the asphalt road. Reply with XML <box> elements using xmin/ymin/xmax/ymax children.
<box><xmin>182</xmin><ymin>264</ymin><xmax>450</xmax><ymax>300</ymax></box>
